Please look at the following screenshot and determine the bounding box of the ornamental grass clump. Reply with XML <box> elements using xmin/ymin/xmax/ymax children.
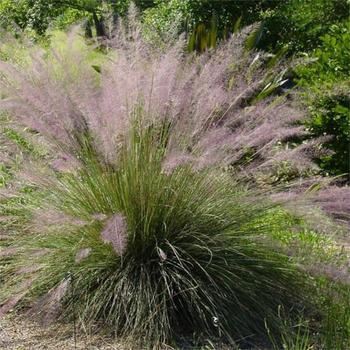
<box><xmin>0</xmin><ymin>12</ymin><xmax>330</xmax><ymax>348</ymax></box>
<box><xmin>0</xmin><ymin>120</ymin><xmax>306</xmax><ymax>348</ymax></box>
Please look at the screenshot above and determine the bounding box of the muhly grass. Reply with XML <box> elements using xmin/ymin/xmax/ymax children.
<box><xmin>0</xmin><ymin>9</ymin><xmax>349</xmax><ymax>349</ymax></box>
<box><xmin>0</xmin><ymin>116</ymin><xmax>308</xmax><ymax>348</ymax></box>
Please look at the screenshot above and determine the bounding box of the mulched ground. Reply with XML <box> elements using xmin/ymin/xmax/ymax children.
<box><xmin>0</xmin><ymin>314</ymin><xmax>122</xmax><ymax>350</ymax></box>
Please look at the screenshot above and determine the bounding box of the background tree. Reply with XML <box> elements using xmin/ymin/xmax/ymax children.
<box><xmin>0</xmin><ymin>0</ymin><xmax>154</xmax><ymax>36</ymax></box>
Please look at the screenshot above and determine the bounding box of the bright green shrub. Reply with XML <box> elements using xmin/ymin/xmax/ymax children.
<box><xmin>296</xmin><ymin>24</ymin><xmax>350</xmax><ymax>177</ymax></box>
<box><xmin>0</xmin><ymin>0</ymin><xmax>30</xmax><ymax>32</ymax></box>
<box><xmin>0</xmin><ymin>0</ymin><xmax>64</xmax><ymax>35</ymax></box>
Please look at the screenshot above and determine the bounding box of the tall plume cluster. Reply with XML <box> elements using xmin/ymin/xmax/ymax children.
<box><xmin>0</xmin><ymin>21</ymin><xmax>314</xmax><ymax>178</ymax></box>
<box><xmin>0</xmin><ymin>17</ymin><xmax>347</xmax><ymax>226</ymax></box>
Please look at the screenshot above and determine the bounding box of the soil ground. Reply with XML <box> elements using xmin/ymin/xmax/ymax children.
<box><xmin>0</xmin><ymin>314</ymin><xmax>122</xmax><ymax>350</ymax></box>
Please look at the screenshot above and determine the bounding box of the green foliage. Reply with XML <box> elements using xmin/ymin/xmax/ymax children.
<box><xmin>187</xmin><ymin>19</ymin><xmax>218</xmax><ymax>53</ymax></box>
<box><xmin>296</xmin><ymin>24</ymin><xmax>350</xmax><ymax>177</ymax></box>
<box><xmin>50</xmin><ymin>7</ymin><xmax>90</xmax><ymax>31</ymax></box>
<box><xmin>260</xmin><ymin>0</ymin><xmax>350</xmax><ymax>53</ymax></box>
<box><xmin>141</xmin><ymin>0</ymin><xmax>189</xmax><ymax>45</ymax></box>
<box><xmin>0</xmin><ymin>0</ymin><xmax>142</xmax><ymax>36</ymax></box>
<box><xmin>267</xmin><ymin>283</ymin><xmax>350</xmax><ymax>350</ymax></box>
<box><xmin>314</xmin><ymin>279</ymin><xmax>350</xmax><ymax>349</ymax></box>
<box><xmin>0</xmin><ymin>0</ymin><xmax>29</xmax><ymax>32</ymax></box>
<box><xmin>142</xmin><ymin>0</ymin><xmax>349</xmax><ymax>55</ymax></box>
<box><xmin>142</xmin><ymin>0</ymin><xmax>281</xmax><ymax>47</ymax></box>
<box><xmin>267</xmin><ymin>312</ymin><xmax>313</xmax><ymax>350</ymax></box>
<box><xmin>0</xmin><ymin>0</ymin><xmax>68</xmax><ymax>35</ymax></box>
<box><xmin>306</xmin><ymin>91</ymin><xmax>350</xmax><ymax>176</ymax></box>
<box><xmin>297</xmin><ymin>24</ymin><xmax>350</xmax><ymax>83</ymax></box>
<box><xmin>263</xmin><ymin>207</ymin><xmax>350</xmax><ymax>349</ymax></box>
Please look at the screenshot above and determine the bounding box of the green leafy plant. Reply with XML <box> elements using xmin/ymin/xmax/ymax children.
<box><xmin>260</xmin><ymin>0</ymin><xmax>350</xmax><ymax>53</ymax></box>
<box><xmin>296</xmin><ymin>24</ymin><xmax>350</xmax><ymax>177</ymax></box>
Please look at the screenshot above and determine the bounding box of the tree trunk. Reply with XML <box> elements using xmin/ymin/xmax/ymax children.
<box><xmin>92</xmin><ymin>11</ymin><xmax>106</xmax><ymax>37</ymax></box>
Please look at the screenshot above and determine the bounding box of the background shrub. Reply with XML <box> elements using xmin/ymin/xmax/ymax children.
<box><xmin>260</xmin><ymin>0</ymin><xmax>350</xmax><ymax>53</ymax></box>
<box><xmin>296</xmin><ymin>24</ymin><xmax>350</xmax><ymax>178</ymax></box>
